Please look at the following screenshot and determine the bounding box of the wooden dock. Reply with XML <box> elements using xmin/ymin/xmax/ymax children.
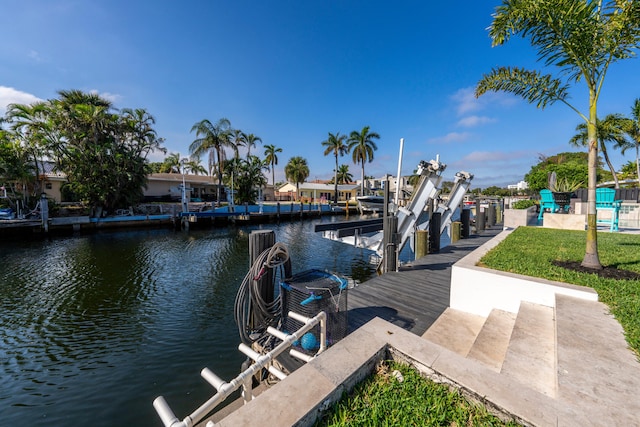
<box><xmin>347</xmin><ymin>227</ymin><xmax>503</xmax><ymax>336</ymax></box>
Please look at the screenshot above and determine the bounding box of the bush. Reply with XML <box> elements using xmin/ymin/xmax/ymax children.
<box><xmin>510</xmin><ymin>199</ymin><xmax>537</xmax><ymax>209</ymax></box>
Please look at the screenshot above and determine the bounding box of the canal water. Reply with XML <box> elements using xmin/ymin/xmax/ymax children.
<box><xmin>0</xmin><ymin>217</ymin><xmax>378</xmax><ymax>427</ymax></box>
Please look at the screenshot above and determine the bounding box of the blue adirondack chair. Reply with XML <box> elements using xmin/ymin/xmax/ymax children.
<box><xmin>538</xmin><ymin>189</ymin><xmax>562</xmax><ymax>220</ymax></box>
<box><xmin>596</xmin><ymin>188</ymin><xmax>622</xmax><ymax>231</ymax></box>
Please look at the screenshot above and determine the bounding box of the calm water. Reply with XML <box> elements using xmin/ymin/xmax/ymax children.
<box><xmin>0</xmin><ymin>218</ymin><xmax>376</xmax><ymax>427</ymax></box>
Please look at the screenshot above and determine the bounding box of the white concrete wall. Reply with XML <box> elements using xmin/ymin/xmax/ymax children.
<box><xmin>450</xmin><ymin>230</ymin><xmax>597</xmax><ymax>317</ymax></box>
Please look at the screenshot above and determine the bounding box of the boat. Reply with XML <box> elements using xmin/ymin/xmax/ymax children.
<box><xmin>356</xmin><ymin>195</ymin><xmax>385</xmax><ymax>213</ymax></box>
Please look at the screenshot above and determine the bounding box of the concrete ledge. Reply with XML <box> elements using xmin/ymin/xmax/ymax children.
<box><xmin>450</xmin><ymin>229</ymin><xmax>597</xmax><ymax>316</ymax></box>
<box><xmin>543</xmin><ymin>213</ymin><xmax>585</xmax><ymax>230</ymax></box>
<box><xmin>503</xmin><ymin>206</ymin><xmax>538</xmax><ymax>229</ymax></box>
<box><xmin>214</xmin><ymin>317</ymin><xmax>562</xmax><ymax>427</ymax></box>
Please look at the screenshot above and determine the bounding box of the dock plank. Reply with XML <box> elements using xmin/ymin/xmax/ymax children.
<box><xmin>347</xmin><ymin>228</ymin><xmax>501</xmax><ymax>336</ymax></box>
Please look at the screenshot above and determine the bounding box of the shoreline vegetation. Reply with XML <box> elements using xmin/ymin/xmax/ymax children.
<box><xmin>478</xmin><ymin>227</ymin><xmax>640</xmax><ymax>357</ymax></box>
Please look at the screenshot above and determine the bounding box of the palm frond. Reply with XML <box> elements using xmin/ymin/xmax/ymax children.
<box><xmin>476</xmin><ymin>66</ymin><xmax>570</xmax><ymax>109</ymax></box>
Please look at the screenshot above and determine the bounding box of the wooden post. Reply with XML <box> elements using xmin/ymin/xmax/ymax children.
<box><xmin>451</xmin><ymin>221</ymin><xmax>461</xmax><ymax>243</ymax></box>
<box><xmin>249</xmin><ymin>230</ymin><xmax>276</xmax><ymax>327</ymax></box>
<box><xmin>415</xmin><ymin>229</ymin><xmax>429</xmax><ymax>259</ymax></box>
<box><xmin>476</xmin><ymin>210</ymin><xmax>485</xmax><ymax>232</ymax></box>
<box><xmin>276</xmin><ymin>202</ymin><xmax>281</xmax><ymax>222</ymax></box>
<box><xmin>487</xmin><ymin>204</ymin><xmax>496</xmax><ymax>227</ymax></box>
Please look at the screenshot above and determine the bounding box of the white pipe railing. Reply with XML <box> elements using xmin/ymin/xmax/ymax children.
<box><xmin>153</xmin><ymin>311</ymin><xmax>327</xmax><ymax>427</ymax></box>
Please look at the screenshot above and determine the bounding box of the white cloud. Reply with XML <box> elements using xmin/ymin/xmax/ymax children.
<box><xmin>90</xmin><ymin>89</ymin><xmax>122</xmax><ymax>104</ymax></box>
<box><xmin>0</xmin><ymin>86</ymin><xmax>43</xmax><ymax>116</ymax></box>
<box><xmin>456</xmin><ymin>115</ymin><xmax>497</xmax><ymax>128</ymax></box>
<box><xmin>451</xmin><ymin>87</ymin><xmax>479</xmax><ymax>115</ymax></box>
<box><xmin>28</xmin><ymin>50</ymin><xmax>43</xmax><ymax>62</ymax></box>
<box><xmin>450</xmin><ymin>86</ymin><xmax>520</xmax><ymax>116</ymax></box>
<box><xmin>427</xmin><ymin>132</ymin><xmax>472</xmax><ymax>144</ymax></box>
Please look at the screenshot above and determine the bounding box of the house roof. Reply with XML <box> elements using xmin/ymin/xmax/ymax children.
<box><xmin>148</xmin><ymin>173</ymin><xmax>217</xmax><ymax>185</ymax></box>
<box><xmin>278</xmin><ymin>182</ymin><xmax>359</xmax><ymax>192</ymax></box>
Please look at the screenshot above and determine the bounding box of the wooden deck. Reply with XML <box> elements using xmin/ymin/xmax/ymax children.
<box><xmin>347</xmin><ymin>227</ymin><xmax>503</xmax><ymax>336</ymax></box>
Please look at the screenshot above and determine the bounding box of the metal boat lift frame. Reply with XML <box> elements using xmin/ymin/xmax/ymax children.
<box><xmin>316</xmin><ymin>157</ymin><xmax>472</xmax><ymax>260</ymax></box>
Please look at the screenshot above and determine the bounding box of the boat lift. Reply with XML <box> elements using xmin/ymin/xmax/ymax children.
<box><xmin>315</xmin><ymin>157</ymin><xmax>473</xmax><ymax>260</ymax></box>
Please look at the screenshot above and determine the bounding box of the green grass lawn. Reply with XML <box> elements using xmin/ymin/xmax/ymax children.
<box><xmin>314</xmin><ymin>361</ymin><xmax>521</xmax><ymax>427</ymax></box>
<box><xmin>479</xmin><ymin>227</ymin><xmax>640</xmax><ymax>356</ymax></box>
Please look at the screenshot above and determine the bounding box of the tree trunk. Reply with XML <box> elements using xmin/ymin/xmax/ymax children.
<box><xmin>601</xmin><ymin>143</ymin><xmax>619</xmax><ymax>188</ymax></box>
<box><xmin>360</xmin><ymin>161</ymin><xmax>365</xmax><ymax>196</ymax></box>
<box><xmin>334</xmin><ymin>154</ymin><xmax>339</xmax><ymax>204</ymax></box>
<box><xmin>582</xmin><ymin>97</ymin><xmax>602</xmax><ymax>270</ymax></box>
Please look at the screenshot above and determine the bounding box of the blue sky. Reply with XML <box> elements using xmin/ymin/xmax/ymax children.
<box><xmin>1</xmin><ymin>1</ymin><xmax>639</xmax><ymax>188</ymax></box>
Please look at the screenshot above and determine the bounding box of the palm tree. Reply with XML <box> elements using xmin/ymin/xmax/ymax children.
<box><xmin>264</xmin><ymin>144</ymin><xmax>282</xmax><ymax>187</ymax></box>
<box><xmin>336</xmin><ymin>164</ymin><xmax>353</xmax><ymax>184</ymax></box>
<box><xmin>569</xmin><ymin>114</ymin><xmax>628</xmax><ymax>188</ymax></box>
<box><xmin>347</xmin><ymin>126</ymin><xmax>380</xmax><ymax>196</ymax></box>
<box><xmin>322</xmin><ymin>132</ymin><xmax>348</xmax><ymax>203</ymax></box>
<box><xmin>244</xmin><ymin>133</ymin><xmax>262</xmax><ymax>158</ymax></box>
<box><xmin>184</xmin><ymin>158</ymin><xmax>207</xmax><ymax>175</ymax></box>
<box><xmin>620</xmin><ymin>99</ymin><xmax>640</xmax><ymax>185</ymax></box>
<box><xmin>230</xmin><ymin>129</ymin><xmax>246</xmax><ymax>159</ymax></box>
<box><xmin>160</xmin><ymin>152</ymin><xmax>181</xmax><ymax>173</ymax></box>
<box><xmin>189</xmin><ymin>118</ymin><xmax>232</xmax><ymax>205</ymax></box>
<box><xmin>284</xmin><ymin>156</ymin><xmax>309</xmax><ymax>201</ymax></box>
<box><xmin>475</xmin><ymin>0</ymin><xmax>640</xmax><ymax>270</ymax></box>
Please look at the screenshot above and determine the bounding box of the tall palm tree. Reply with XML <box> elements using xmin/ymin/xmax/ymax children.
<box><xmin>244</xmin><ymin>133</ymin><xmax>262</xmax><ymax>158</ymax></box>
<box><xmin>160</xmin><ymin>152</ymin><xmax>181</xmax><ymax>173</ymax></box>
<box><xmin>475</xmin><ymin>0</ymin><xmax>640</xmax><ymax>270</ymax></box>
<box><xmin>284</xmin><ymin>156</ymin><xmax>309</xmax><ymax>201</ymax></box>
<box><xmin>264</xmin><ymin>144</ymin><xmax>282</xmax><ymax>187</ymax></box>
<box><xmin>620</xmin><ymin>99</ymin><xmax>640</xmax><ymax>185</ymax></box>
<box><xmin>347</xmin><ymin>126</ymin><xmax>380</xmax><ymax>196</ymax></box>
<box><xmin>336</xmin><ymin>164</ymin><xmax>353</xmax><ymax>184</ymax></box>
<box><xmin>184</xmin><ymin>158</ymin><xmax>207</xmax><ymax>175</ymax></box>
<box><xmin>189</xmin><ymin>118</ymin><xmax>232</xmax><ymax>205</ymax></box>
<box><xmin>569</xmin><ymin>114</ymin><xmax>628</xmax><ymax>188</ymax></box>
<box><xmin>322</xmin><ymin>132</ymin><xmax>348</xmax><ymax>203</ymax></box>
<box><xmin>230</xmin><ymin>129</ymin><xmax>246</xmax><ymax>159</ymax></box>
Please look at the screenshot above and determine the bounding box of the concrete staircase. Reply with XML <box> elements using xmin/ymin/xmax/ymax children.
<box><xmin>421</xmin><ymin>294</ymin><xmax>640</xmax><ymax>425</ymax></box>
<box><xmin>422</xmin><ymin>300</ymin><xmax>558</xmax><ymax>398</ymax></box>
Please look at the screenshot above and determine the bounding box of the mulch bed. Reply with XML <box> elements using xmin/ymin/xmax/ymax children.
<box><xmin>552</xmin><ymin>260</ymin><xmax>640</xmax><ymax>281</ymax></box>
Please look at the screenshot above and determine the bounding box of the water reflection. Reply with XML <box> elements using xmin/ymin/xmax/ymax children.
<box><xmin>0</xmin><ymin>218</ymin><xmax>375</xmax><ymax>427</ymax></box>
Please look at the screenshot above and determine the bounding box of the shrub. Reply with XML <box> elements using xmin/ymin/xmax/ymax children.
<box><xmin>511</xmin><ymin>199</ymin><xmax>537</xmax><ymax>209</ymax></box>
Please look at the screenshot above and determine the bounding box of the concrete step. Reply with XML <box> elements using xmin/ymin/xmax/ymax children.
<box><xmin>467</xmin><ymin>309</ymin><xmax>517</xmax><ymax>372</ymax></box>
<box><xmin>501</xmin><ymin>301</ymin><xmax>557</xmax><ymax>398</ymax></box>
<box><xmin>421</xmin><ymin>308</ymin><xmax>485</xmax><ymax>357</ymax></box>
<box><xmin>555</xmin><ymin>294</ymin><xmax>640</xmax><ymax>425</ymax></box>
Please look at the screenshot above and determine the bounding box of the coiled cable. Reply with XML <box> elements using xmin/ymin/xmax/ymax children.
<box><xmin>234</xmin><ymin>242</ymin><xmax>290</xmax><ymax>345</ymax></box>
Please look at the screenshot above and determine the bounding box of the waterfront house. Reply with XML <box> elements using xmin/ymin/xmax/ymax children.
<box><xmin>276</xmin><ymin>182</ymin><xmax>359</xmax><ymax>202</ymax></box>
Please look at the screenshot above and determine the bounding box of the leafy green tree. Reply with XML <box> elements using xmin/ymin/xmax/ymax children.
<box><xmin>322</xmin><ymin>132</ymin><xmax>348</xmax><ymax>203</ymax></box>
<box><xmin>5</xmin><ymin>102</ymin><xmax>55</xmax><ymax>200</ymax></box>
<box><xmin>48</xmin><ymin>90</ymin><xmax>161</xmax><ymax>212</ymax></box>
<box><xmin>183</xmin><ymin>155</ymin><xmax>207</xmax><ymax>175</ymax></box>
<box><xmin>524</xmin><ymin>152</ymin><xmax>593</xmax><ymax>192</ymax></box>
<box><xmin>189</xmin><ymin>118</ymin><xmax>232</xmax><ymax>205</ymax></box>
<box><xmin>619</xmin><ymin>160</ymin><xmax>638</xmax><ymax>181</ymax></box>
<box><xmin>347</xmin><ymin>126</ymin><xmax>380</xmax><ymax>196</ymax></box>
<box><xmin>235</xmin><ymin>155</ymin><xmax>268</xmax><ymax>204</ymax></box>
<box><xmin>336</xmin><ymin>164</ymin><xmax>353</xmax><ymax>184</ymax></box>
<box><xmin>264</xmin><ymin>144</ymin><xmax>282</xmax><ymax>187</ymax></box>
<box><xmin>284</xmin><ymin>156</ymin><xmax>309</xmax><ymax>201</ymax></box>
<box><xmin>569</xmin><ymin>114</ymin><xmax>628</xmax><ymax>188</ymax></box>
<box><xmin>475</xmin><ymin>0</ymin><xmax>640</xmax><ymax>269</ymax></box>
